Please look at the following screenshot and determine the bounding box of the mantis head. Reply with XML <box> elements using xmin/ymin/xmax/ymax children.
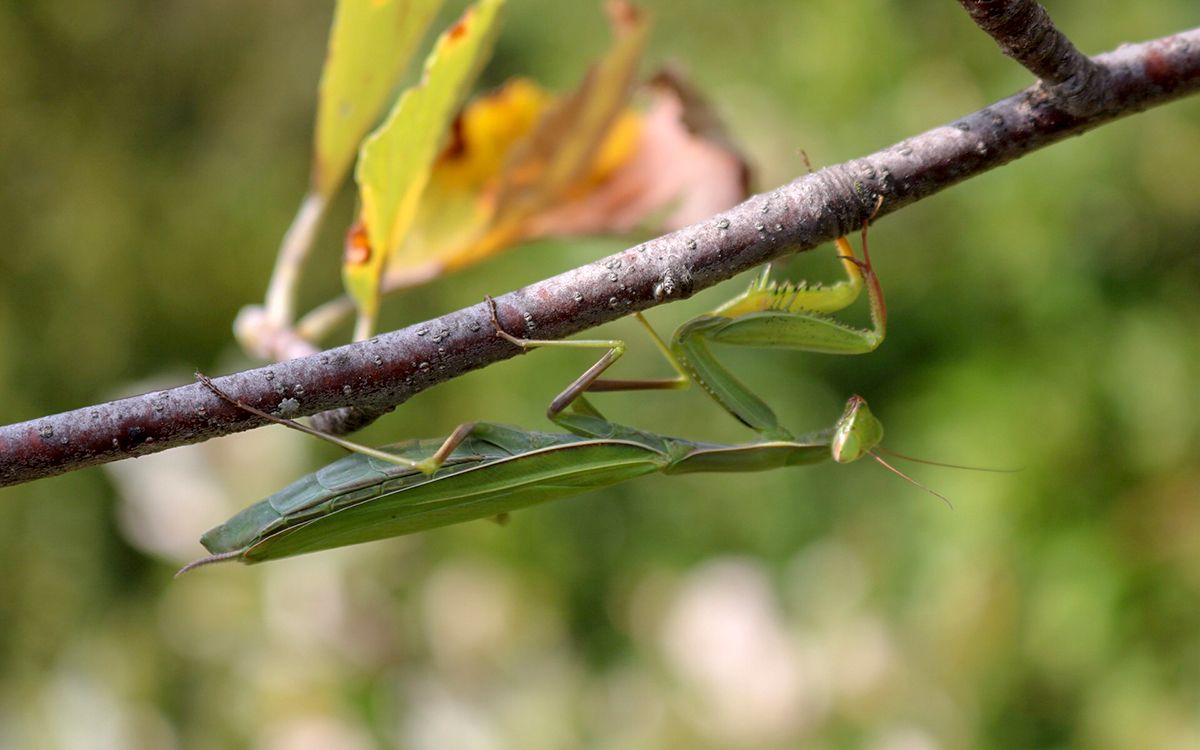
<box><xmin>831</xmin><ymin>394</ymin><xmax>962</xmax><ymax>507</ymax></box>
<box><xmin>831</xmin><ymin>395</ymin><xmax>883</xmax><ymax>463</ymax></box>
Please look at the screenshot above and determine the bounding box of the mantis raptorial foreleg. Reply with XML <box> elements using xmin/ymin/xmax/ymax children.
<box><xmin>669</xmin><ymin>202</ymin><xmax>887</xmax><ymax>440</ymax></box>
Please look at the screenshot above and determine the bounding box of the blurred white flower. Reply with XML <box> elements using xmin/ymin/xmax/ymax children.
<box><xmin>257</xmin><ymin>716</ymin><xmax>373</xmax><ymax>750</ymax></box>
<box><xmin>657</xmin><ymin>557</ymin><xmax>830</xmax><ymax>745</ymax></box>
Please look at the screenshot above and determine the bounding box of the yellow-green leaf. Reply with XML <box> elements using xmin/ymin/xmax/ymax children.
<box><xmin>313</xmin><ymin>0</ymin><xmax>444</xmax><ymax>199</ymax></box>
<box><xmin>346</xmin><ymin>0</ymin><xmax>504</xmax><ymax>336</ymax></box>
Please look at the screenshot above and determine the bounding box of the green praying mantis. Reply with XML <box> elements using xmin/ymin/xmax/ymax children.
<box><xmin>181</xmin><ymin>204</ymin><xmax>941</xmax><ymax>573</ymax></box>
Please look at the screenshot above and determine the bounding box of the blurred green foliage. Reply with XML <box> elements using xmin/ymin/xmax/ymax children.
<box><xmin>1</xmin><ymin>1</ymin><xmax>1199</xmax><ymax>748</ymax></box>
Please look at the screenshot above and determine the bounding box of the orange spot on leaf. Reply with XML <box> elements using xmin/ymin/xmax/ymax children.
<box><xmin>443</xmin><ymin>114</ymin><xmax>468</xmax><ymax>160</ymax></box>
<box><xmin>344</xmin><ymin>222</ymin><xmax>373</xmax><ymax>265</ymax></box>
<box><xmin>448</xmin><ymin>16</ymin><xmax>470</xmax><ymax>42</ymax></box>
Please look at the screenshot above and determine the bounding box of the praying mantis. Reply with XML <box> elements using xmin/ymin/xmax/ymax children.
<box><xmin>182</xmin><ymin>204</ymin><xmax>928</xmax><ymax>572</ymax></box>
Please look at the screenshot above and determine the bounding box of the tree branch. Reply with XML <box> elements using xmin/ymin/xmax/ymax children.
<box><xmin>2</xmin><ymin>26</ymin><xmax>1198</xmax><ymax>488</ymax></box>
<box><xmin>957</xmin><ymin>0</ymin><xmax>1113</xmax><ymax>116</ymax></box>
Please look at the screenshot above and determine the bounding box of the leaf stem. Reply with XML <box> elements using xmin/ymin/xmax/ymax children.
<box><xmin>263</xmin><ymin>190</ymin><xmax>328</xmax><ymax>327</ymax></box>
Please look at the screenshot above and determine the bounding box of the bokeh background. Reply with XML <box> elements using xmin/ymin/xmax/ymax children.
<box><xmin>2</xmin><ymin>1</ymin><xmax>1200</xmax><ymax>748</ymax></box>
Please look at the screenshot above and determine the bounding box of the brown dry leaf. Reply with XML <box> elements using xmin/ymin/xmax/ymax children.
<box><xmin>522</xmin><ymin>70</ymin><xmax>751</xmax><ymax>239</ymax></box>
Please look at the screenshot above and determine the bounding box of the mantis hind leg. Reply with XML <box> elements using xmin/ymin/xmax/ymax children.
<box><xmin>195</xmin><ymin>373</ymin><xmax>477</xmax><ymax>475</ymax></box>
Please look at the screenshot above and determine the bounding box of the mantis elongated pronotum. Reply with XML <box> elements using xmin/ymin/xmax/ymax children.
<box><xmin>182</xmin><ymin>206</ymin><xmax>930</xmax><ymax>572</ymax></box>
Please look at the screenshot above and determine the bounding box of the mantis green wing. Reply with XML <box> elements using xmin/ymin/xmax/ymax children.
<box><xmin>188</xmin><ymin>419</ymin><xmax>662</xmax><ymax>568</ymax></box>
<box><xmin>226</xmin><ymin>434</ymin><xmax>665</xmax><ymax>564</ymax></box>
